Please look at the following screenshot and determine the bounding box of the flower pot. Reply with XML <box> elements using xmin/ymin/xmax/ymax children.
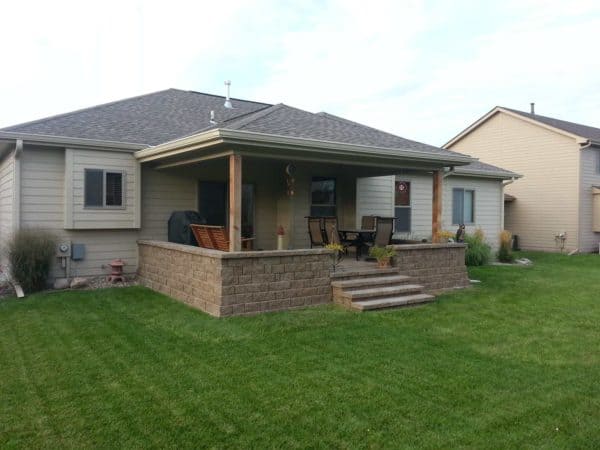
<box><xmin>377</xmin><ymin>257</ymin><xmax>391</xmax><ymax>268</ymax></box>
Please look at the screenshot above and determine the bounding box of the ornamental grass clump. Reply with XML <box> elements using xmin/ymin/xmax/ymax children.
<box><xmin>464</xmin><ymin>229</ymin><xmax>491</xmax><ymax>266</ymax></box>
<box><xmin>497</xmin><ymin>230</ymin><xmax>515</xmax><ymax>263</ymax></box>
<box><xmin>8</xmin><ymin>229</ymin><xmax>56</xmax><ymax>293</ymax></box>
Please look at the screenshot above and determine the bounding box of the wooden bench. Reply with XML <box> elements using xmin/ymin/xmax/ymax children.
<box><xmin>189</xmin><ymin>224</ymin><xmax>254</xmax><ymax>252</ymax></box>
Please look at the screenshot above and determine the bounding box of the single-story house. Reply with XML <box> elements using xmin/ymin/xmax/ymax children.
<box><xmin>0</xmin><ymin>89</ymin><xmax>516</xmax><ymax>315</ymax></box>
<box><xmin>445</xmin><ymin>105</ymin><xmax>600</xmax><ymax>252</ymax></box>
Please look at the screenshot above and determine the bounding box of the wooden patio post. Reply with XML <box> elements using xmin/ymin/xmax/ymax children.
<box><xmin>229</xmin><ymin>154</ymin><xmax>242</xmax><ymax>252</ymax></box>
<box><xmin>432</xmin><ymin>170</ymin><xmax>443</xmax><ymax>243</ymax></box>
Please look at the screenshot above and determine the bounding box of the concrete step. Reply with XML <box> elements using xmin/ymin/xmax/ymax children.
<box><xmin>330</xmin><ymin>267</ymin><xmax>399</xmax><ymax>280</ymax></box>
<box><xmin>331</xmin><ymin>274</ymin><xmax>412</xmax><ymax>289</ymax></box>
<box><xmin>340</xmin><ymin>284</ymin><xmax>424</xmax><ymax>300</ymax></box>
<box><xmin>351</xmin><ymin>293</ymin><xmax>435</xmax><ymax>311</ymax></box>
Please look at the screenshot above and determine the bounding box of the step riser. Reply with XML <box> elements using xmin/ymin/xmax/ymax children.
<box><xmin>351</xmin><ymin>294</ymin><xmax>435</xmax><ymax>311</ymax></box>
<box><xmin>331</xmin><ymin>275</ymin><xmax>412</xmax><ymax>289</ymax></box>
<box><xmin>340</xmin><ymin>285</ymin><xmax>424</xmax><ymax>301</ymax></box>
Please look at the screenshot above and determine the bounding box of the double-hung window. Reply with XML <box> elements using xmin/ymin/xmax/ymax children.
<box><xmin>394</xmin><ymin>180</ymin><xmax>411</xmax><ymax>232</ymax></box>
<box><xmin>452</xmin><ymin>188</ymin><xmax>475</xmax><ymax>224</ymax></box>
<box><xmin>310</xmin><ymin>177</ymin><xmax>336</xmax><ymax>217</ymax></box>
<box><xmin>84</xmin><ymin>169</ymin><xmax>124</xmax><ymax>208</ymax></box>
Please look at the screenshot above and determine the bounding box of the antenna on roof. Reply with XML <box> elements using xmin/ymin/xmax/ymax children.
<box><xmin>224</xmin><ymin>80</ymin><xmax>233</xmax><ymax>109</ymax></box>
<box><xmin>530</xmin><ymin>102</ymin><xmax>535</xmax><ymax>114</ymax></box>
<box><xmin>210</xmin><ymin>110</ymin><xmax>217</xmax><ymax>124</ymax></box>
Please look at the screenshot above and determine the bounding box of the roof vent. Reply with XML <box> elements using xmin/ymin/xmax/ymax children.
<box><xmin>530</xmin><ymin>102</ymin><xmax>535</xmax><ymax>114</ymax></box>
<box><xmin>210</xmin><ymin>110</ymin><xmax>217</xmax><ymax>124</ymax></box>
<box><xmin>224</xmin><ymin>80</ymin><xmax>233</xmax><ymax>109</ymax></box>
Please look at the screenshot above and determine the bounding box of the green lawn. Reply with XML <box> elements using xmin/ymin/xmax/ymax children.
<box><xmin>1</xmin><ymin>252</ymin><xmax>599</xmax><ymax>449</ymax></box>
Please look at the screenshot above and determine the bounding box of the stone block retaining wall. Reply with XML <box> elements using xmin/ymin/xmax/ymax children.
<box><xmin>138</xmin><ymin>240</ymin><xmax>332</xmax><ymax>317</ymax></box>
<box><xmin>391</xmin><ymin>243</ymin><xmax>470</xmax><ymax>292</ymax></box>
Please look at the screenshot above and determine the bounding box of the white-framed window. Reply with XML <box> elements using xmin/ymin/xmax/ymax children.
<box><xmin>394</xmin><ymin>180</ymin><xmax>411</xmax><ymax>232</ymax></box>
<box><xmin>310</xmin><ymin>177</ymin><xmax>336</xmax><ymax>217</ymax></box>
<box><xmin>452</xmin><ymin>188</ymin><xmax>475</xmax><ymax>225</ymax></box>
<box><xmin>84</xmin><ymin>169</ymin><xmax>125</xmax><ymax>208</ymax></box>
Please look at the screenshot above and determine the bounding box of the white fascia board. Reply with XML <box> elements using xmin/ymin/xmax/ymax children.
<box><xmin>135</xmin><ymin>128</ymin><xmax>475</xmax><ymax>166</ymax></box>
<box><xmin>0</xmin><ymin>131</ymin><xmax>148</xmax><ymax>152</ymax></box>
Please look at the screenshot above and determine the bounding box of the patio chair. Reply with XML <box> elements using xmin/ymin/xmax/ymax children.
<box><xmin>362</xmin><ymin>217</ymin><xmax>394</xmax><ymax>258</ymax></box>
<box><xmin>307</xmin><ymin>217</ymin><xmax>326</xmax><ymax>248</ymax></box>
<box><xmin>189</xmin><ymin>224</ymin><xmax>253</xmax><ymax>252</ymax></box>
<box><xmin>323</xmin><ymin>216</ymin><xmax>339</xmax><ymax>244</ymax></box>
<box><xmin>361</xmin><ymin>215</ymin><xmax>376</xmax><ymax>230</ymax></box>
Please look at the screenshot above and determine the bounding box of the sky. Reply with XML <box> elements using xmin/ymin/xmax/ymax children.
<box><xmin>1</xmin><ymin>0</ymin><xmax>599</xmax><ymax>146</ymax></box>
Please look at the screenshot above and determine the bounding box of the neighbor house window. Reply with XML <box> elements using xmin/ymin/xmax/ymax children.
<box><xmin>452</xmin><ymin>188</ymin><xmax>475</xmax><ymax>224</ymax></box>
<box><xmin>596</xmin><ymin>150</ymin><xmax>600</xmax><ymax>174</ymax></box>
<box><xmin>84</xmin><ymin>169</ymin><xmax>124</xmax><ymax>208</ymax></box>
<box><xmin>394</xmin><ymin>180</ymin><xmax>411</xmax><ymax>232</ymax></box>
<box><xmin>311</xmin><ymin>177</ymin><xmax>336</xmax><ymax>217</ymax></box>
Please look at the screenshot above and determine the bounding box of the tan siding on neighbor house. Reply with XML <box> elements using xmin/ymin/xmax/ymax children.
<box><xmin>447</xmin><ymin>111</ymin><xmax>580</xmax><ymax>252</ymax></box>
<box><xmin>578</xmin><ymin>147</ymin><xmax>600</xmax><ymax>252</ymax></box>
<box><xmin>0</xmin><ymin>152</ymin><xmax>15</xmax><ymax>250</ymax></box>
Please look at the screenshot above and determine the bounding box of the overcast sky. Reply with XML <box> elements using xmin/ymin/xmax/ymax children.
<box><xmin>1</xmin><ymin>0</ymin><xmax>599</xmax><ymax>146</ymax></box>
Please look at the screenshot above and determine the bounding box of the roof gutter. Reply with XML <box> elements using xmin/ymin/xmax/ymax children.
<box><xmin>135</xmin><ymin>128</ymin><xmax>476</xmax><ymax>166</ymax></box>
<box><xmin>453</xmin><ymin>169</ymin><xmax>523</xmax><ymax>180</ymax></box>
<box><xmin>0</xmin><ymin>131</ymin><xmax>148</xmax><ymax>151</ymax></box>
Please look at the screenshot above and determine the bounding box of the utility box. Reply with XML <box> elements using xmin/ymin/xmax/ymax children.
<box><xmin>593</xmin><ymin>187</ymin><xmax>600</xmax><ymax>232</ymax></box>
<box><xmin>71</xmin><ymin>243</ymin><xmax>86</xmax><ymax>261</ymax></box>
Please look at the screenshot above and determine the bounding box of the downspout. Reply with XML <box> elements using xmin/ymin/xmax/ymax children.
<box><xmin>501</xmin><ymin>177</ymin><xmax>516</xmax><ymax>231</ymax></box>
<box><xmin>12</xmin><ymin>139</ymin><xmax>23</xmax><ymax>232</ymax></box>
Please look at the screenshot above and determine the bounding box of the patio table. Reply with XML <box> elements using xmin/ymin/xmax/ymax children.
<box><xmin>338</xmin><ymin>228</ymin><xmax>375</xmax><ymax>259</ymax></box>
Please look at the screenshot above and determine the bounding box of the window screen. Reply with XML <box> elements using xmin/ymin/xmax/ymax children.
<box><xmin>105</xmin><ymin>172</ymin><xmax>123</xmax><ymax>206</ymax></box>
<box><xmin>311</xmin><ymin>177</ymin><xmax>336</xmax><ymax>217</ymax></box>
<box><xmin>84</xmin><ymin>169</ymin><xmax>103</xmax><ymax>207</ymax></box>
<box><xmin>452</xmin><ymin>188</ymin><xmax>475</xmax><ymax>224</ymax></box>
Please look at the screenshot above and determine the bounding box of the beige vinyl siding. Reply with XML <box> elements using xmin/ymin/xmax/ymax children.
<box><xmin>68</xmin><ymin>149</ymin><xmax>138</xmax><ymax>229</ymax></box>
<box><xmin>139</xmin><ymin>166</ymin><xmax>197</xmax><ymax>241</ymax></box>
<box><xmin>447</xmin><ymin>111</ymin><xmax>580</xmax><ymax>252</ymax></box>
<box><xmin>0</xmin><ymin>152</ymin><xmax>15</xmax><ymax>252</ymax></box>
<box><xmin>443</xmin><ymin>176</ymin><xmax>503</xmax><ymax>249</ymax></box>
<box><xmin>356</xmin><ymin>176</ymin><xmax>394</xmax><ymax>222</ymax></box>
<box><xmin>355</xmin><ymin>172</ymin><xmax>504</xmax><ymax>248</ymax></box>
<box><xmin>20</xmin><ymin>147</ymin><xmax>140</xmax><ymax>278</ymax></box>
<box><xmin>578</xmin><ymin>147</ymin><xmax>600</xmax><ymax>252</ymax></box>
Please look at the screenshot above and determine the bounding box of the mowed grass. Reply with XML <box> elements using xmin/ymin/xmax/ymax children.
<box><xmin>1</xmin><ymin>252</ymin><xmax>599</xmax><ymax>449</ymax></box>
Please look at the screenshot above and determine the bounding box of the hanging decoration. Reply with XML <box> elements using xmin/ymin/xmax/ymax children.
<box><xmin>285</xmin><ymin>163</ymin><xmax>296</xmax><ymax>197</ymax></box>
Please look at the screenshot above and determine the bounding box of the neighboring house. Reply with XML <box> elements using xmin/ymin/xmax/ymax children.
<box><xmin>0</xmin><ymin>88</ymin><xmax>515</xmax><ymax>315</ymax></box>
<box><xmin>445</xmin><ymin>106</ymin><xmax>600</xmax><ymax>252</ymax></box>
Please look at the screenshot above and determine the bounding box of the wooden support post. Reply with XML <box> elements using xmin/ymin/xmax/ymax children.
<box><xmin>432</xmin><ymin>170</ymin><xmax>443</xmax><ymax>243</ymax></box>
<box><xmin>229</xmin><ymin>154</ymin><xmax>242</xmax><ymax>252</ymax></box>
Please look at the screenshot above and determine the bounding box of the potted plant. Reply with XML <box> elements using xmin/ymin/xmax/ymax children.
<box><xmin>325</xmin><ymin>243</ymin><xmax>344</xmax><ymax>271</ymax></box>
<box><xmin>368</xmin><ymin>246</ymin><xmax>396</xmax><ymax>268</ymax></box>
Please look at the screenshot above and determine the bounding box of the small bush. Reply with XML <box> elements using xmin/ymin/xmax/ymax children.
<box><xmin>464</xmin><ymin>229</ymin><xmax>491</xmax><ymax>266</ymax></box>
<box><xmin>497</xmin><ymin>230</ymin><xmax>515</xmax><ymax>263</ymax></box>
<box><xmin>8</xmin><ymin>229</ymin><xmax>56</xmax><ymax>292</ymax></box>
<box><xmin>368</xmin><ymin>246</ymin><xmax>396</xmax><ymax>260</ymax></box>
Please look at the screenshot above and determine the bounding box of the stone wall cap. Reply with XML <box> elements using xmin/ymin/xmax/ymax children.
<box><xmin>390</xmin><ymin>243</ymin><xmax>467</xmax><ymax>251</ymax></box>
<box><xmin>137</xmin><ymin>240</ymin><xmax>332</xmax><ymax>259</ymax></box>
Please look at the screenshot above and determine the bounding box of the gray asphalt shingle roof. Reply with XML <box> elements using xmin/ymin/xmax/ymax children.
<box><xmin>454</xmin><ymin>160</ymin><xmax>519</xmax><ymax>178</ymax></box>
<box><xmin>1</xmin><ymin>88</ymin><xmax>464</xmax><ymax>158</ymax></box>
<box><xmin>504</xmin><ymin>107</ymin><xmax>600</xmax><ymax>142</ymax></box>
<box><xmin>1</xmin><ymin>89</ymin><xmax>271</xmax><ymax>146</ymax></box>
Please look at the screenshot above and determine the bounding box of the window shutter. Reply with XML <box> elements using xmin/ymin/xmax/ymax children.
<box><xmin>464</xmin><ymin>190</ymin><xmax>474</xmax><ymax>223</ymax></box>
<box><xmin>105</xmin><ymin>172</ymin><xmax>123</xmax><ymax>206</ymax></box>
<box><xmin>452</xmin><ymin>188</ymin><xmax>464</xmax><ymax>224</ymax></box>
<box><xmin>84</xmin><ymin>169</ymin><xmax>103</xmax><ymax>207</ymax></box>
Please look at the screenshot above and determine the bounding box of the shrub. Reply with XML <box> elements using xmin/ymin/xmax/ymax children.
<box><xmin>497</xmin><ymin>230</ymin><xmax>515</xmax><ymax>263</ymax></box>
<box><xmin>435</xmin><ymin>230</ymin><xmax>455</xmax><ymax>242</ymax></box>
<box><xmin>464</xmin><ymin>230</ymin><xmax>491</xmax><ymax>266</ymax></box>
<box><xmin>8</xmin><ymin>229</ymin><xmax>56</xmax><ymax>292</ymax></box>
<box><xmin>368</xmin><ymin>246</ymin><xmax>396</xmax><ymax>260</ymax></box>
